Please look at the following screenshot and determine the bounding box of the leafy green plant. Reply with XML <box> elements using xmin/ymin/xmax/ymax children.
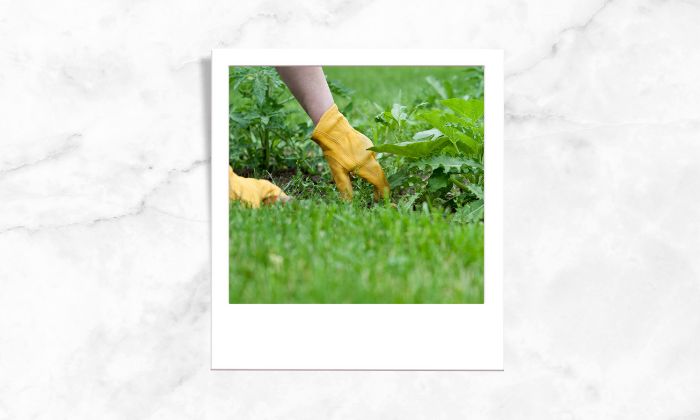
<box><xmin>229</xmin><ymin>66</ymin><xmax>486</xmax><ymax>222</ymax></box>
<box><xmin>229</xmin><ymin>67</ymin><xmax>298</xmax><ymax>171</ymax></box>
<box><xmin>373</xmin><ymin>102</ymin><xmax>428</xmax><ymax>143</ymax></box>
<box><xmin>369</xmin><ymin>98</ymin><xmax>485</xmax><ymax>222</ymax></box>
<box><xmin>229</xmin><ymin>67</ymin><xmax>356</xmax><ymax>173</ymax></box>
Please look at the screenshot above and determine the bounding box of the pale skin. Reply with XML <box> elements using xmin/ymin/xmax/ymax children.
<box><xmin>274</xmin><ymin>66</ymin><xmax>335</xmax><ymax>126</ymax></box>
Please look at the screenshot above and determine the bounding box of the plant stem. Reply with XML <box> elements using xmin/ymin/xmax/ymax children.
<box><xmin>390</xmin><ymin>131</ymin><xmax>399</xmax><ymax>143</ymax></box>
<box><xmin>449</xmin><ymin>176</ymin><xmax>469</xmax><ymax>192</ymax></box>
<box><xmin>260</xmin><ymin>128</ymin><xmax>270</xmax><ymax>171</ymax></box>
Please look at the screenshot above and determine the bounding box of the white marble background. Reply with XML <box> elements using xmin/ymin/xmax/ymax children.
<box><xmin>1</xmin><ymin>0</ymin><xmax>699</xmax><ymax>418</ymax></box>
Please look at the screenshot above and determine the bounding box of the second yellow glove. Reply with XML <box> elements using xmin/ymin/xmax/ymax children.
<box><xmin>229</xmin><ymin>166</ymin><xmax>288</xmax><ymax>208</ymax></box>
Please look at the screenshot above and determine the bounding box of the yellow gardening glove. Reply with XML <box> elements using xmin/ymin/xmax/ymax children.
<box><xmin>229</xmin><ymin>166</ymin><xmax>288</xmax><ymax>208</ymax></box>
<box><xmin>311</xmin><ymin>104</ymin><xmax>390</xmax><ymax>201</ymax></box>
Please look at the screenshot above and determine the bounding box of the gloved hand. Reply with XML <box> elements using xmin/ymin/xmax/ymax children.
<box><xmin>229</xmin><ymin>166</ymin><xmax>290</xmax><ymax>208</ymax></box>
<box><xmin>311</xmin><ymin>104</ymin><xmax>390</xmax><ymax>201</ymax></box>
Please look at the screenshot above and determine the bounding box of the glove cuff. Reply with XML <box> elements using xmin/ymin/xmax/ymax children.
<box><xmin>310</xmin><ymin>104</ymin><xmax>352</xmax><ymax>150</ymax></box>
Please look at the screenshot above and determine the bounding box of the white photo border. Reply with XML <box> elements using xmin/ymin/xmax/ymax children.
<box><xmin>212</xmin><ymin>49</ymin><xmax>503</xmax><ymax>370</ymax></box>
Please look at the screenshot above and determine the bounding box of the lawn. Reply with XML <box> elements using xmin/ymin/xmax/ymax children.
<box><xmin>323</xmin><ymin>66</ymin><xmax>469</xmax><ymax>109</ymax></box>
<box><xmin>229</xmin><ymin>197</ymin><xmax>484</xmax><ymax>304</ymax></box>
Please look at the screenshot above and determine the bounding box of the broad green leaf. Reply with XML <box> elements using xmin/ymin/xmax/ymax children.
<box><xmin>440</xmin><ymin>127</ymin><xmax>479</xmax><ymax>153</ymax></box>
<box><xmin>419</xmin><ymin>113</ymin><xmax>479</xmax><ymax>153</ymax></box>
<box><xmin>415</xmin><ymin>154</ymin><xmax>484</xmax><ymax>174</ymax></box>
<box><xmin>418</xmin><ymin>112</ymin><xmax>446</xmax><ymax>130</ymax></box>
<box><xmin>441</xmin><ymin>112</ymin><xmax>474</xmax><ymax>128</ymax></box>
<box><xmin>440</xmin><ymin>99</ymin><xmax>484</xmax><ymax>122</ymax></box>
<box><xmin>387</xmin><ymin>169</ymin><xmax>408</xmax><ymax>190</ymax></box>
<box><xmin>413</xmin><ymin>128</ymin><xmax>443</xmax><ymax>141</ymax></box>
<box><xmin>456</xmin><ymin>139</ymin><xmax>478</xmax><ymax>155</ymax></box>
<box><xmin>440</xmin><ymin>143</ymin><xmax>460</xmax><ymax>156</ymax></box>
<box><xmin>426</xmin><ymin>168</ymin><xmax>451</xmax><ymax>192</ymax></box>
<box><xmin>368</xmin><ymin>137</ymin><xmax>451</xmax><ymax>158</ymax></box>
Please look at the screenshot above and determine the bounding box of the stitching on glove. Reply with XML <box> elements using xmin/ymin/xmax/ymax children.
<box><xmin>324</xmin><ymin>153</ymin><xmax>350</xmax><ymax>172</ymax></box>
<box><xmin>314</xmin><ymin>130</ymin><xmax>383</xmax><ymax>185</ymax></box>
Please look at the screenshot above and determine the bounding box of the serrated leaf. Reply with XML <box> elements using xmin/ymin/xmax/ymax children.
<box><xmin>440</xmin><ymin>99</ymin><xmax>484</xmax><ymax>122</ymax></box>
<box><xmin>368</xmin><ymin>137</ymin><xmax>451</xmax><ymax>158</ymax></box>
<box><xmin>453</xmin><ymin>200</ymin><xmax>484</xmax><ymax>224</ymax></box>
<box><xmin>252</xmin><ymin>75</ymin><xmax>267</xmax><ymax>102</ymax></box>
<box><xmin>467</xmin><ymin>184</ymin><xmax>484</xmax><ymax>199</ymax></box>
<box><xmin>229</xmin><ymin>111</ymin><xmax>254</xmax><ymax>129</ymax></box>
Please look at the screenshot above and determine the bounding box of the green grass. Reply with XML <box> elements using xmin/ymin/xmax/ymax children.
<box><xmin>323</xmin><ymin>66</ymin><xmax>466</xmax><ymax>108</ymax></box>
<box><xmin>229</xmin><ymin>197</ymin><xmax>484</xmax><ymax>304</ymax></box>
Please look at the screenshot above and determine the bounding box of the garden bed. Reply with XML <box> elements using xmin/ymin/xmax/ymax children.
<box><xmin>228</xmin><ymin>66</ymin><xmax>486</xmax><ymax>303</ymax></box>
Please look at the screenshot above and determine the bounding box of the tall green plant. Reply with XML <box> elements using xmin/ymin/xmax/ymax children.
<box><xmin>369</xmin><ymin>98</ymin><xmax>485</xmax><ymax>222</ymax></box>
<box><xmin>229</xmin><ymin>67</ymin><xmax>354</xmax><ymax>173</ymax></box>
<box><xmin>229</xmin><ymin>67</ymin><xmax>299</xmax><ymax>171</ymax></box>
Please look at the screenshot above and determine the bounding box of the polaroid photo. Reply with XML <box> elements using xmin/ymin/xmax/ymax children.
<box><xmin>212</xmin><ymin>49</ymin><xmax>503</xmax><ymax>370</ymax></box>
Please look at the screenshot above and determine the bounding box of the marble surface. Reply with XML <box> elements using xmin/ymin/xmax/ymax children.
<box><xmin>1</xmin><ymin>0</ymin><xmax>699</xmax><ymax>418</ymax></box>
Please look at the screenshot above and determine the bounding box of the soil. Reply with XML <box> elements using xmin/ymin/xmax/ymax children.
<box><xmin>233</xmin><ymin>167</ymin><xmax>418</xmax><ymax>201</ymax></box>
<box><xmin>234</xmin><ymin>167</ymin><xmax>333</xmax><ymax>188</ymax></box>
